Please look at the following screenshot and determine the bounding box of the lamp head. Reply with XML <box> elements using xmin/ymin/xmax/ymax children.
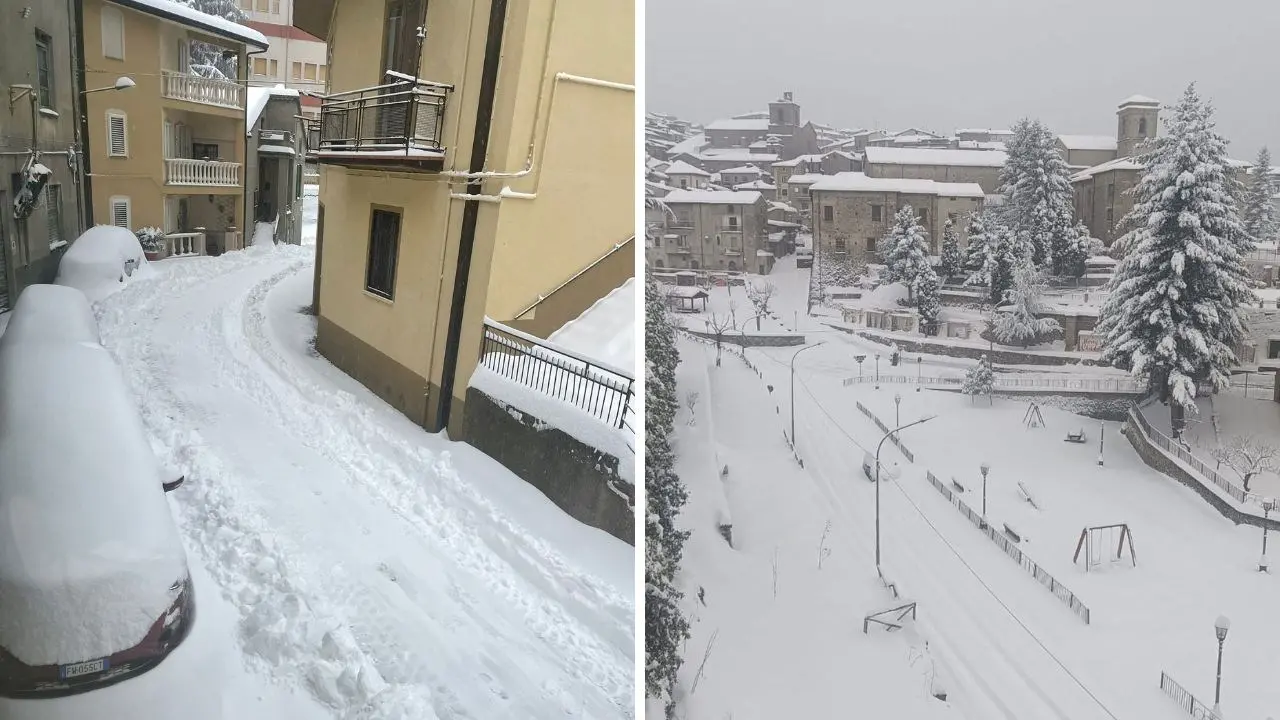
<box><xmin>1215</xmin><ymin>615</ymin><xmax>1231</xmax><ymax>640</ymax></box>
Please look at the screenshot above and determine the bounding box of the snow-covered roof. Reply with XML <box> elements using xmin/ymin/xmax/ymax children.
<box><xmin>769</xmin><ymin>201</ymin><xmax>799</xmax><ymax>214</ymax></box>
<box><xmin>706</xmin><ymin>118</ymin><xmax>770</xmax><ymax>131</ymax></box>
<box><xmin>258</xmin><ymin>144</ymin><xmax>295</xmax><ymax>155</ymax></box>
<box><xmin>667</xmin><ymin>134</ymin><xmax>707</xmax><ymax>157</ymax></box>
<box><xmin>664</xmin><ymin>160</ymin><xmax>710</xmax><ymax>176</ymax></box>
<box><xmin>787</xmin><ymin>173</ymin><xmax>825</xmax><ymax>185</ymax></box>
<box><xmin>245</xmin><ymin>84</ymin><xmax>300</xmax><ymax>134</ymax></box>
<box><xmin>734</xmin><ymin>180</ymin><xmax>774</xmax><ymax>190</ymax></box>
<box><xmin>665</xmin><ymin>286</ymin><xmax>709</xmax><ymax>299</ymax></box>
<box><xmin>1119</xmin><ymin>94</ymin><xmax>1161</xmax><ymax>107</ymax></box>
<box><xmin>809</xmin><ymin>172</ymin><xmax>985</xmax><ymax>198</ymax></box>
<box><xmin>864</xmin><ymin>146</ymin><xmax>1008</xmax><ymax>168</ymax></box>
<box><xmin>698</xmin><ymin>148</ymin><xmax>779</xmax><ymax>163</ymax></box>
<box><xmin>756</xmin><ymin>249</ymin><xmax>773</xmax><ymax>257</ymax></box>
<box><xmin>110</xmin><ymin>0</ymin><xmax>268</xmax><ymax>51</ymax></box>
<box><xmin>548</xmin><ymin>278</ymin><xmax>635</xmax><ymax>374</ymax></box>
<box><xmin>955</xmin><ymin>128</ymin><xmax>1014</xmax><ymax>136</ymax></box>
<box><xmin>956</xmin><ymin>141</ymin><xmax>1007</xmax><ymax>151</ymax></box>
<box><xmin>768</xmin><ymin>219</ymin><xmax>803</xmax><ymax>228</ymax></box>
<box><xmin>662</xmin><ymin>189</ymin><xmax>762</xmax><ymax>205</ymax></box>
<box><xmin>721</xmin><ymin>165</ymin><xmax>762</xmax><ymax>175</ymax></box>
<box><xmin>1070</xmin><ymin>157</ymin><xmax>1144</xmax><ymax>182</ymax></box>
<box><xmin>1058</xmin><ymin>135</ymin><xmax>1118</xmax><ymax>151</ymax></box>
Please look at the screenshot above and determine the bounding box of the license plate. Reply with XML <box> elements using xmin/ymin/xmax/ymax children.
<box><xmin>60</xmin><ymin>658</ymin><xmax>108</xmax><ymax>679</ymax></box>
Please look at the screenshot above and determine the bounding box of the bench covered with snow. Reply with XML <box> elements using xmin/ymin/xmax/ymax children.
<box><xmin>1017</xmin><ymin>481</ymin><xmax>1040</xmax><ymax>510</ymax></box>
<box><xmin>863</xmin><ymin>600</ymin><xmax>918</xmax><ymax>634</ymax></box>
<box><xmin>1003</xmin><ymin>523</ymin><xmax>1023</xmax><ymax>544</ymax></box>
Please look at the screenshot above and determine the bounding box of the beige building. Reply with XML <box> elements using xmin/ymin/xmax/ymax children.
<box><xmin>864</xmin><ymin>146</ymin><xmax>1007</xmax><ymax>194</ymax></box>
<box><xmin>240</xmin><ymin>0</ymin><xmax>328</xmax><ymax>120</ymax></box>
<box><xmin>299</xmin><ymin>0</ymin><xmax>634</xmax><ymax>435</ymax></box>
<box><xmin>656</xmin><ymin>190</ymin><xmax>770</xmax><ymax>273</ymax></box>
<box><xmin>83</xmin><ymin>0</ymin><xmax>266</xmax><ymax>256</ymax></box>
<box><xmin>809</xmin><ymin>173</ymin><xmax>984</xmax><ymax>270</ymax></box>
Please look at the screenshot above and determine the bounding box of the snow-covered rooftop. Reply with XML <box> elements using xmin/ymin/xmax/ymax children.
<box><xmin>698</xmin><ymin>148</ymin><xmax>779</xmax><ymax>163</ymax></box>
<box><xmin>664</xmin><ymin>159</ymin><xmax>711</xmax><ymax>176</ymax></box>
<box><xmin>1058</xmin><ymin>134</ymin><xmax>1118</xmax><ymax>151</ymax></box>
<box><xmin>772</xmin><ymin>154</ymin><xmax>823</xmax><ymax>168</ymax></box>
<box><xmin>245</xmin><ymin>84</ymin><xmax>301</xmax><ymax>135</ymax></box>
<box><xmin>864</xmin><ymin>146</ymin><xmax>1008</xmax><ymax>168</ymax></box>
<box><xmin>1119</xmin><ymin>94</ymin><xmax>1161</xmax><ymax>107</ymax></box>
<box><xmin>787</xmin><ymin>173</ymin><xmax>825</xmax><ymax>185</ymax></box>
<box><xmin>112</xmin><ymin>0</ymin><xmax>268</xmax><ymax>51</ymax></box>
<box><xmin>769</xmin><ymin>201</ymin><xmax>799</xmax><ymax>214</ymax></box>
<box><xmin>956</xmin><ymin>128</ymin><xmax>1014</xmax><ymax>136</ymax></box>
<box><xmin>548</xmin><ymin>278</ymin><xmax>635</xmax><ymax>374</ymax></box>
<box><xmin>809</xmin><ymin>172</ymin><xmax>985</xmax><ymax>198</ymax></box>
<box><xmin>662</xmin><ymin>189</ymin><xmax>762</xmax><ymax>205</ymax></box>
<box><xmin>721</xmin><ymin>165</ymin><xmax>762</xmax><ymax>175</ymax></box>
<box><xmin>734</xmin><ymin>180</ymin><xmax>774</xmax><ymax>190</ymax></box>
<box><xmin>667</xmin><ymin>134</ymin><xmax>708</xmax><ymax>157</ymax></box>
<box><xmin>1070</xmin><ymin>157</ymin><xmax>1144</xmax><ymax>182</ymax></box>
<box><xmin>706</xmin><ymin>118</ymin><xmax>770</xmax><ymax>131</ymax></box>
<box><xmin>956</xmin><ymin>141</ymin><xmax>1007</xmax><ymax>151</ymax></box>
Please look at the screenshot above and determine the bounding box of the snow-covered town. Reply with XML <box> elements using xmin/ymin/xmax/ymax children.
<box><xmin>0</xmin><ymin>1</ymin><xmax>635</xmax><ymax>718</ymax></box>
<box><xmin>644</xmin><ymin>34</ymin><xmax>1280</xmax><ymax>720</ymax></box>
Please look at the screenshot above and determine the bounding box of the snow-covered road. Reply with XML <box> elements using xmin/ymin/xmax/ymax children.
<box><xmin>90</xmin><ymin>244</ymin><xmax>634</xmax><ymax>719</ymax></box>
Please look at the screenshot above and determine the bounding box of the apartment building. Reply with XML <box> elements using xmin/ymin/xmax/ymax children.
<box><xmin>864</xmin><ymin>147</ymin><xmax>1007</xmax><ymax>194</ymax></box>
<box><xmin>809</xmin><ymin>172</ymin><xmax>984</xmax><ymax>270</ymax></box>
<box><xmin>82</xmin><ymin>0</ymin><xmax>267</xmax><ymax>257</ymax></box>
<box><xmin>240</xmin><ymin>0</ymin><xmax>326</xmax><ymax>119</ymax></box>
<box><xmin>0</xmin><ymin>0</ymin><xmax>88</xmax><ymax>311</ymax></box>
<box><xmin>299</xmin><ymin>0</ymin><xmax>634</xmax><ymax>435</ymax></box>
<box><xmin>655</xmin><ymin>189</ymin><xmax>769</xmax><ymax>273</ymax></box>
<box><xmin>665</xmin><ymin>160</ymin><xmax>711</xmax><ymax>190</ymax></box>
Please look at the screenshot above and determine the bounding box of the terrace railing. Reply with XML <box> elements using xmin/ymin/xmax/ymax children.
<box><xmin>1128</xmin><ymin>403</ymin><xmax>1258</xmax><ymax>506</ymax></box>
<box><xmin>479</xmin><ymin>319</ymin><xmax>635</xmax><ymax>432</ymax></box>
<box><xmin>161</xmin><ymin>70</ymin><xmax>244</xmax><ymax>109</ymax></box>
<box><xmin>1159</xmin><ymin>672</ymin><xmax>1222</xmax><ymax>720</ymax></box>
<box><xmin>319</xmin><ymin>78</ymin><xmax>451</xmax><ymax>154</ymax></box>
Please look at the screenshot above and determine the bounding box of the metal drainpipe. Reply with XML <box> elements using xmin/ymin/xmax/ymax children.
<box><xmin>432</xmin><ymin>0</ymin><xmax>507</xmax><ymax>433</ymax></box>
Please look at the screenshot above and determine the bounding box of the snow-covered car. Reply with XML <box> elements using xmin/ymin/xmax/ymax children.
<box><xmin>53</xmin><ymin>225</ymin><xmax>154</xmax><ymax>303</ymax></box>
<box><xmin>795</xmin><ymin>247</ymin><xmax>813</xmax><ymax>268</ymax></box>
<box><xmin>0</xmin><ymin>288</ymin><xmax>194</xmax><ymax>698</ymax></box>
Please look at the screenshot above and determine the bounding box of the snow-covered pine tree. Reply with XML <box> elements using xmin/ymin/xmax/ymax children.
<box><xmin>175</xmin><ymin>0</ymin><xmax>247</xmax><ymax>78</ymax></box>
<box><xmin>962</xmin><ymin>354</ymin><xmax>995</xmax><ymax>404</ymax></box>
<box><xmin>967</xmin><ymin>219</ymin><xmax>1019</xmax><ymax>304</ymax></box>
<box><xmin>916</xmin><ymin>267</ymin><xmax>942</xmax><ymax>336</ymax></box>
<box><xmin>1097</xmin><ymin>83</ymin><xmax>1256</xmax><ymax>437</ymax></box>
<box><xmin>644</xmin><ymin>276</ymin><xmax>690</xmax><ymax>715</ymax></box>
<box><xmin>962</xmin><ymin>211</ymin><xmax>989</xmax><ymax>280</ymax></box>
<box><xmin>998</xmin><ymin>118</ymin><xmax>1080</xmax><ymax>274</ymax></box>
<box><xmin>881</xmin><ymin>205</ymin><xmax>932</xmax><ymax>302</ymax></box>
<box><xmin>992</xmin><ymin>258</ymin><xmax>1061</xmax><ymax>347</ymax></box>
<box><xmin>938</xmin><ymin>217</ymin><xmax>963</xmax><ymax>281</ymax></box>
<box><xmin>1242</xmin><ymin>146</ymin><xmax>1278</xmax><ymax>245</ymax></box>
<box><xmin>1057</xmin><ymin>220</ymin><xmax>1091</xmax><ymax>278</ymax></box>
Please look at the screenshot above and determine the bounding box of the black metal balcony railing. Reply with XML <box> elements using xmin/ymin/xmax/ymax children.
<box><xmin>479</xmin><ymin>320</ymin><xmax>635</xmax><ymax>432</ymax></box>
<box><xmin>301</xmin><ymin>116</ymin><xmax>320</xmax><ymax>156</ymax></box>
<box><xmin>319</xmin><ymin>79</ymin><xmax>451</xmax><ymax>154</ymax></box>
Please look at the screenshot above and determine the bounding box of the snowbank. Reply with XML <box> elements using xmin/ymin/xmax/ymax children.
<box><xmin>548</xmin><ymin>277</ymin><xmax>636</xmax><ymax>374</ymax></box>
<box><xmin>251</xmin><ymin>221</ymin><xmax>276</xmax><ymax>248</ymax></box>
<box><xmin>863</xmin><ymin>281</ymin><xmax>912</xmax><ymax>308</ymax></box>
<box><xmin>54</xmin><ymin>225</ymin><xmax>155</xmax><ymax>303</ymax></box>
<box><xmin>0</xmin><ymin>284</ymin><xmax>100</xmax><ymax>346</ymax></box>
<box><xmin>0</xmin><ymin>340</ymin><xmax>186</xmax><ymax>665</ymax></box>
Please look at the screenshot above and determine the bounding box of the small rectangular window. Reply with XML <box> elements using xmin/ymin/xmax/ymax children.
<box><xmin>192</xmin><ymin>142</ymin><xmax>219</xmax><ymax>160</ymax></box>
<box><xmin>822</xmin><ymin>205</ymin><xmax>834</xmax><ymax>222</ymax></box>
<box><xmin>866</xmin><ymin>237</ymin><xmax>876</xmax><ymax>251</ymax></box>
<box><xmin>303</xmin><ymin>63</ymin><xmax>317</xmax><ymax>81</ymax></box>
<box><xmin>35</xmin><ymin>31</ymin><xmax>54</xmax><ymax>109</ymax></box>
<box><xmin>318</xmin><ymin>65</ymin><xmax>328</xmax><ymax>83</ymax></box>
<box><xmin>365</xmin><ymin>208</ymin><xmax>401</xmax><ymax>299</ymax></box>
<box><xmin>271</xmin><ymin>0</ymin><xmax>281</xmax><ymax>12</ymax></box>
<box><xmin>107</xmin><ymin>112</ymin><xmax>128</xmax><ymax>156</ymax></box>
<box><xmin>101</xmin><ymin>6</ymin><xmax>125</xmax><ymax>60</ymax></box>
<box><xmin>291</xmin><ymin>62</ymin><xmax>302</xmax><ymax>81</ymax></box>
<box><xmin>45</xmin><ymin>184</ymin><xmax>63</xmax><ymax>247</ymax></box>
<box><xmin>252</xmin><ymin>57</ymin><xmax>267</xmax><ymax>75</ymax></box>
<box><xmin>110</xmin><ymin>196</ymin><xmax>131</xmax><ymax>229</ymax></box>
<box><xmin>871</xmin><ymin>204</ymin><xmax>883</xmax><ymax>221</ymax></box>
<box><xmin>834</xmin><ymin>238</ymin><xmax>847</xmax><ymax>251</ymax></box>
<box><xmin>269</xmin><ymin>59</ymin><xmax>279</xmax><ymax>77</ymax></box>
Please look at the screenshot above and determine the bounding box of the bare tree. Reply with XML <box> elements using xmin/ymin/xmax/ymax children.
<box><xmin>685</xmin><ymin>390</ymin><xmax>700</xmax><ymax>425</ymax></box>
<box><xmin>1211</xmin><ymin>434</ymin><xmax>1278</xmax><ymax>492</ymax></box>
<box><xmin>704</xmin><ymin>313</ymin><xmax>734</xmax><ymax>367</ymax></box>
<box><xmin>746</xmin><ymin>281</ymin><xmax>777</xmax><ymax>330</ymax></box>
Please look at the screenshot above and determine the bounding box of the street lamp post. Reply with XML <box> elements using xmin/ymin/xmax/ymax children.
<box><xmin>894</xmin><ymin>392</ymin><xmax>902</xmax><ymax>427</ymax></box>
<box><xmin>1262</xmin><ymin>498</ymin><xmax>1276</xmax><ymax>572</ymax></box>
<box><xmin>875</xmin><ymin>353</ymin><xmax>881</xmax><ymax>390</ymax></box>
<box><xmin>979</xmin><ymin>461</ymin><xmax>991</xmax><ymax>528</ymax></box>
<box><xmin>790</xmin><ymin>342</ymin><xmax>824</xmax><ymax>448</ymax></box>
<box><xmin>875</xmin><ymin>415</ymin><xmax>936</xmax><ymax>568</ymax></box>
<box><xmin>1214</xmin><ymin>615</ymin><xmax>1230</xmax><ymax>713</ymax></box>
<box><xmin>916</xmin><ymin>356</ymin><xmax>922</xmax><ymax>392</ymax></box>
<box><xmin>855</xmin><ymin>354</ymin><xmax>866</xmax><ymax>383</ymax></box>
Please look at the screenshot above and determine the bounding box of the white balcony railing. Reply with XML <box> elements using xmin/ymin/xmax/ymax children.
<box><xmin>165</xmin><ymin>158</ymin><xmax>241</xmax><ymax>186</ymax></box>
<box><xmin>161</xmin><ymin>70</ymin><xmax>245</xmax><ymax>109</ymax></box>
<box><xmin>164</xmin><ymin>232</ymin><xmax>206</xmax><ymax>258</ymax></box>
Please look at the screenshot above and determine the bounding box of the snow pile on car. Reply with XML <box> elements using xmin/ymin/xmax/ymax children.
<box><xmin>54</xmin><ymin>225</ymin><xmax>155</xmax><ymax>303</ymax></box>
<box><xmin>0</xmin><ymin>284</ymin><xmax>101</xmax><ymax>345</ymax></box>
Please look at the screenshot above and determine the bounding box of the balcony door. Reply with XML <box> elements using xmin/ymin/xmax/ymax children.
<box><xmin>376</xmin><ymin>0</ymin><xmax>426</xmax><ymax>146</ymax></box>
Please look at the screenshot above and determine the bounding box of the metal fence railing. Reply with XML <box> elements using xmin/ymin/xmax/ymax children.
<box><xmin>1159</xmin><ymin>672</ymin><xmax>1222</xmax><ymax>719</ymax></box>
<box><xmin>855</xmin><ymin>401</ymin><xmax>915</xmax><ymax>463</ymax></box>
<box><xmin>924</xmin><ymin>470</ymin><xmax>1092</xmax><ymax>624</ymax></box>
<box><xmin>1127</xmin><ymin>403</ymin><xmax>1258</xmax><ymax>506</ymax></box>
<box><xmin>320</xmin><ymin>78</ymin><xmax>451</xmax><ymax>154</ymax></box>
<box><xmin>479</xmin><ymin>320</ymin><xmax>635</xmax><ymax>432</ymax></box>
<box><xmin>842</xmin><ymin>374</ymin><xmax>1143</xmax><ymax>394</ymax></box>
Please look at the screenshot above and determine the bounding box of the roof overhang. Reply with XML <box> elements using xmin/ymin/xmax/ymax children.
<box><xmin>293</xmin><ymin>0</ymin><xmax>335</xmax><ymax>41</ymax></box>
<box><xmin>108</xmin><ymin>0</ymin><xmax>268</xmax><ymax>52</ymax></box>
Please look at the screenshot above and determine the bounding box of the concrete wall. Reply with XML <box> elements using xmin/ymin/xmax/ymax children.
<box><xmin>1063</xmin><ymin>147</ymin><xmax>1116</xmax><ymax>169</ymax></box>
<box><xmin>865</xmin><ymin>161</ymin><xmax>1002</xmax><ymax>194</ymax></box>
<box><xmin>1073</xmin><ymin>167</ymin><xmax>1141</xmax><ymax>245</ymax></box>
<box><xmin>683</xmin><ymin>328</ymin><xmax>805</xmax><ymax>347</ymax></box>
<box><xmin>509</xmin><ymin>238</ymin><xmax>634</xmax><ymax>339</ymax></box>
<box><xmin>462</xmin><ymin>387</ymin><xmax>634</xmax><ymax>544</ymax></box>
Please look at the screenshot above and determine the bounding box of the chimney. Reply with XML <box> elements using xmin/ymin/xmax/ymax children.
<box><xmin>783</xmin><ymin>91</ymin><xmax>793</xmax><ymax>102</ymax></box>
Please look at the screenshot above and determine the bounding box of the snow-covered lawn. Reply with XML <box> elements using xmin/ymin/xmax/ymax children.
<box><xmin>1144</xmin><ymin>391</ymin><xmax>1280</xmax><ymax>499</ymax></box>
<box><xmin>48</xmin><ymin>244</ymin><xmax>633</xmax><ymax>718</ymax></box>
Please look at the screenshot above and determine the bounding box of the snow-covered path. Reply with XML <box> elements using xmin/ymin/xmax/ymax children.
<box><xmin>92</xmin><ymin>246</ymin><xmax>634</xmax><ymax>719</ymax></box>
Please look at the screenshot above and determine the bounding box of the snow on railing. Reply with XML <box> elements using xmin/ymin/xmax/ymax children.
<box><xmin>1159</xmin><ymin>672</ymin><xmax>1221</xmax><ymax>720</ymax></box>
<box><xmin>1127</xmin><ymin>403</ymin><xmax>1259</xmax><ymax>506</ymax></box>
<box><xmin>165</xmin><ymin>158</ymin><xmax>241</xmax><ymax>186</ymax></box>
<box><xmin>161</xmin><ymin>70</ymin><xmax>244</xmax><ymax>109</ymax></box>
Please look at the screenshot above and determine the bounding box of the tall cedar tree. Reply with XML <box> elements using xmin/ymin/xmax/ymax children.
<box><xmin>999</xmin><ymin>118</ymin><xmax>1080</xmax><ymax>274</ymax></box>
<box><xmin>1097</xmin><ymin>84</ymin><xmax>1256</xmax><ymax>436</ymax></box>
<box><xmin>880</xmin><ymin>206</ymin><xmax>932</xmax><ymax>303</ymax></box>
<box><xmin>1242</xmin><ymin>146</ymin><xmax>1278</xmax><ymax>244</ymax></box>
<box><xmin>644</xmin><ymin>277</ymin><xmax>690</xmax><ymax>714</ymax></box>
<box><xmin>938</xmin><ymin>218</ymin><xmax>964</xmax><ymax>280</ymax></box>
<box><xmin>916</xmin><ymin>268</ymin><xmax>942</xmax><ymax>335</ymax></box>
<box><xmin>966</xmin><ymin>215</ymin><xmax>1019</xmax><ymax>303</ymax></box>
<box><xmin>962</xmin><ymin>211</ymin><xmax>989</xmax><ymax>277</ymax></box>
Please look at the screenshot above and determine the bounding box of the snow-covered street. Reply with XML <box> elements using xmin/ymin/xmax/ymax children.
<box><xmin>29</xmin><ymin>236</ymin><xmax>633</xmax><ymax>718</ymax></box>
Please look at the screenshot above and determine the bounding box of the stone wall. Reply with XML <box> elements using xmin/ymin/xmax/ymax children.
<box><xmin>683</xmin><ymin>328</ymin><xmax>806</xmax><ymax>347</ymax></box>
<box><xmin>462</xmin><ymin>387</ymin><xmax>634</xmax><ymax>544</ymax></box>
<box><xmin>831</xmin><ymin>324</ymin><xmax>1106</xmax><ymax>367</ymax></box>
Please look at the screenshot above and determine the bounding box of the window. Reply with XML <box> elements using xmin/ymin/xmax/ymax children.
<box><xmin>101</xmin><ymin>6</ymin><xmax>124</xmax><ymax>59</ymax></box>
<box><xmin>35</xmin><ymin>31</ymin><xmax>53</xmax><ymax>109</ymax></box>
<box><xmin>109</xmin><ymin>196</ymin><xmax>131</xmax><ymax>229</ymax></box>
<box><xmin>45</xmin><ymin>185</ymin><xmax>63</xmax><ymax>247</ymax></box>
<box><xmin>834</xmin><ymin>238</ymin><xmax>847</xmax><ymax>251</ymax></box>
<box><xmin>291</xmin><ymin>62</ymin><xmax>302</xmax><ymax>81</ymax></box>
<box><xmin>920</xmin><ymin>209</ymin><xmax>928</xmax><ymax>225</ymax></box>
<box><xmin>252</xmin><ymin>57</ymin><xmax>267</xmax><ymax>76</ymax></box>
<box><xmin>866</xmin><ymin>237</ymin><xmax>877</xmax><ymax>251</ymax></box>
<box><xmin>822</xmin><ymin>205</ymin><xmax>834</xmax><ymax>222</ymax></box>
<box><xmin>255</xmin><ymin>0</ymin><xmax>270</xmax><ymax>10</ymax></box>
<box><xmin>365</xmin><ymin>208</ymin><xmax>401</xmax><ymax>299</ymax></box>
<box><xmin>303</xmin><ymin>63</ymin><xmax>317</xmax><ymax>82</ymax></box>
<box><xmin>272</xmin><ymin>0</ymin><xmax>281</xmax><ymax>12</ymax></box>
<box><xmin>727</xmin><ymin>215</ymin><xmax>738</xmax><ymax>228</ymax></box>
<box><xmin>679</xmin><ymin>179</ymin><xmax>688</xmax><ymax>189</ymax></box>
<box><xmin>106</xmin><ymin>111</ymin><xmax>127</xmax><ymax>156</ymax></box>
<box><xmin>192</xmin><ymin>142</ymin><xmax>219</xmax><ymax>160</ymax></box>
<box><xmin>269</xmin><ymin>59</ymin><xmax>279</xmax><ymax>77</ymax></box>
<box><xmin>871</xmin><ymin>204</ymin><xmax>883</xmax><ymax>221</ymax></box>
<box><xmin>1138</xmin><ymin>117</ymin><xmax>1148</xmax><ymax>137</ymax></box>
<box><xmin>318</xmin><ymin>65</ymin><xmax>327</xmax><ymax>83</ymax></box>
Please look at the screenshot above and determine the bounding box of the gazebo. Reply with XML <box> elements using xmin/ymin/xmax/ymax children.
<box><xmin>666</xmin><ymin>285</ymin><xmax>710</xmax><ymax>313</ymax></box>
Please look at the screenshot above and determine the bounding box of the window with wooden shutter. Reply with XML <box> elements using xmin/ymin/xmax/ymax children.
<box><xmin>101</xmin><ymin>6</ymin><xmax>124</xmax><ymax>60</ymax></box>
<box><xmin>107</xmin><ymin>112</ymin><xmax>127</xmax><ymax>156</ymax></box>
<box><xmin>109</xmin><ymin>197</ymin><xmax>131</xmax><ymax>229</ymax></box>
<box><xmin>35</xmin><ymin>31</ymin><xmax>54</xmax><ymax>109</ymax></box>
<box><xmin>365</xmin><ymin>207</ymin><xmax>401</xmax><ymax>299</ymax></box>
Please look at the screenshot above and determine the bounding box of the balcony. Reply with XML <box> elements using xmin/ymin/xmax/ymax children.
<box><xmin>318</xmin><ymin>77</ymin><xmax>452</xmax><ymax>172</ymax></box>
<box><xmin>161</xmin><ymin>71</ymin><xmax>245</xmax><ymax>110</ymax></box>
<box><xmin>165</xmin><ymin>158</ymin><xmax>242</xmax><ymax>187</ymax></box>
<box><xmin>301</xmin><ymin>116</ymin><xmax>320</xmax><ymax>160</ymax></box>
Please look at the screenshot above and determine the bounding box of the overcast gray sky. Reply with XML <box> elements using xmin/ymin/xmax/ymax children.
<box><xmin>646</xmin><ymin>0</ymin><xmax>1278</xmax><ymax>160</ymax></box>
